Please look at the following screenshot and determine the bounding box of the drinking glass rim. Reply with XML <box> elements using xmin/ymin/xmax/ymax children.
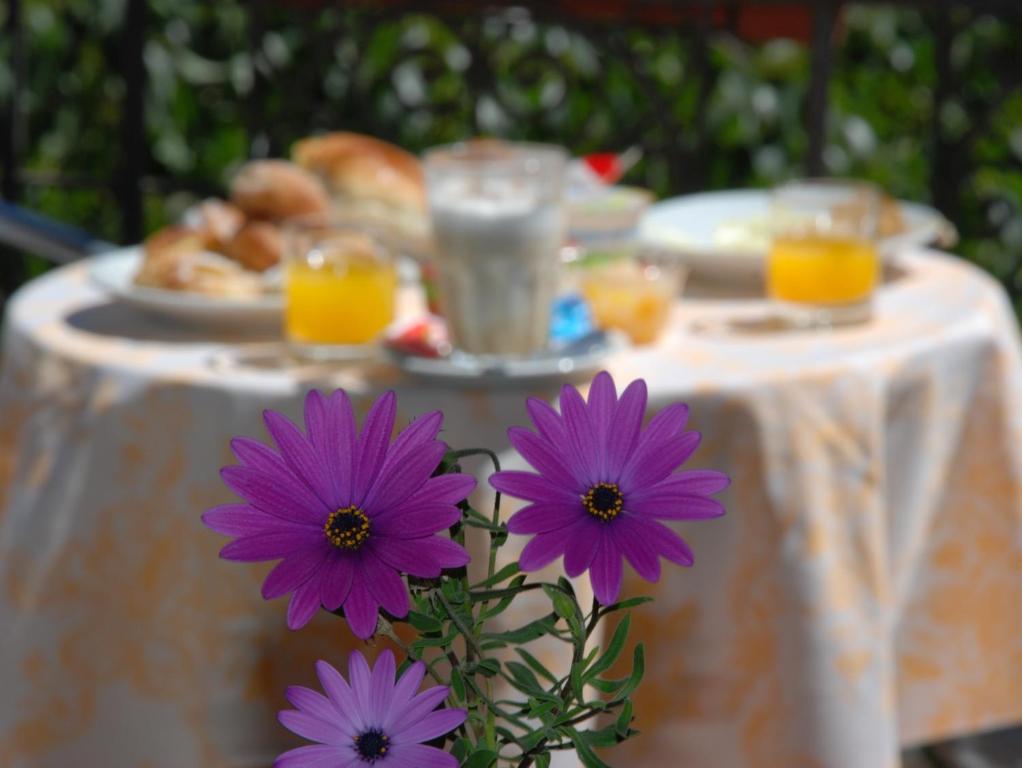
<box><xmin>423</xmin><ymin>140</ymin><xmax>568</xmax><ymax>175</ymax></box>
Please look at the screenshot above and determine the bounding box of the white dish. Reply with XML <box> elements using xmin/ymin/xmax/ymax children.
<box><xmin>89</xmin><ymin>247</ymin><xmax>282</xmax><ymax>328</ymax></box>
<box><xmin>387</xmin><ymin>331</ymin><xmax>625</xmax><ymax>386</ymax></box>
<box><xmin>640</xmin><ymin>189</ymin><xmax>952</xmax><ymax>282</ymax></box>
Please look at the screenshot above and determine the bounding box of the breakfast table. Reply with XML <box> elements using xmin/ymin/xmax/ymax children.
<box><xmin>1</xmin><ymin>249</ymin><xmax>1021</xmax><ymax>768</ymax></box>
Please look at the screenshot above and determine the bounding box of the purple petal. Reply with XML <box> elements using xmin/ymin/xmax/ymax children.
<box><xmin>589</xmin><ymin>537</ymin><xmax>623</xmax><ymax>605</ymax></box>
<box><xmin>221</xmin><ymin>464</ymin><xmax>328</xmax><ymax>524</ymax></box>
<box><xmin>643</xmin><ymin>470</ymin><xmax>730</xmax><ymax>495</ymax></box>
<box><xmin>606</xmin><ymin>379</ymin><xmax>647</xmax><ymax>473</ymax></box>
<box><xmin>646</xmin><ymin>520</ymin><xmax>695</xmax><ymax>567</ymax></box>
<box><xmin>388</xmin><ymin>662</ymin><xmax>426</xmax><ymax>714</ymax></box>
<box><xmin>278</xmin><ymin>710</ymin><xmax>347</xmax><ymax>745</ymax></box>
<box><xmin>507</xmin><ymin>427</ymin><xmax>580</xmax><ymax>490</ymax></box>
<box><xmin>348</xmin><ymin>650</ymin><xmax>373</xmax><ymax>719</ymax></box>
<box><xmin>343</xmin><ymin>580</ymin><xmax>380</xmax><ymax>639</ymax></box>
<box><xmin>262</xmin><ymin>551</ymin><xmax>329</xmax><ymax>600</ymax></box>
<box><xmin>285</xmin><ymin>686</ymin><xmax>346</xmax><ymax>730</ymax></box>
<box><xmin>363</xmin><ymin>441</ymin><xmax>446</xmax><ymax>513</ymax></box>
<box><xmin>369</xmin><ymin>649</ymin><xmax>396</xmax><ymax>725</ymax></box>
<box><xmin>562</xmin><ymin>521</ymin><xmax>601</xmax><ymax>577</ymax></box>
<box><xmin>518</xmin><ymin>531</ymin><xmax>568</xmax><ymax>572</ymax></box>
<box><xmin>489</xmin><ymin>471</ymin><xmax>576</xmax><ymax>504</ymax></box>
<box><xmin>627</xmin><ymin>492</ymin><xmax>726</xmax><ymax>521</ymax></box>
<box><xmin>202</xmin><ymin>504</ymin><xmax>301</xmax><ymax>536</ymax></box>
<box><xmin>372</xmin><ymin>536</ymin><xmax>469</xmax><ymax>577</ymax></box>
<box><xmin>363</xmin><ymin>411</ymin><xmax>443</xmax><ymax>510</ymax></box>
<box><xmin>316</xmin><ymin>660</ymin><xmax>364</xmax><ymax>731</ymax></box>
<box><xmin>265</xmin><ymin>409</ymin><xmax>335</xmax><ymax>508</ymax></box>
<box><xmin>286</xmin><ymin>579</ymin><xmax>323</xmax><ymax>629</ymax></box>
<box><xmin>526</xmin><ymin>397</ymin><xmax>570</xmax><ymax>445</ymax></box>
<box><xmin>353</xmin><ymin>392</ymin><xmax>397</xmax><ymax>505</ymax></box>
<box><xmin>319</xmin><ymin>555</ymin><xmax>354</xmax><ymax>611</ymax></box>
<box><xmin>390</xmin><ymin>685</ymin><xmax>449</xmax><ymax>724</ymax></box>
<box><xmin>362</xmin><ymin>555</ymin><xmax>410</xmax><ymax>618</ymax></box>
<box><xmin>393</xmin><ymin>708</ymin><xmax>467</xmax><ymax>745</ymax></box>
<box><xmin>506</xmin><ymin>502</ymin><xmax>581</xmax><ymax>535</ymax></box>
<box><xmin>373</xmin><ymin>504</ymin><xmax>461</xmax><ymax>539</ymax></box>
<box><xmin>412</xmin><ymin>474</ymin><xmax>477</xmax><ymax>505</ymax></box>
<box><xmin>220</xmin><ymin>530</ymin><xmax>323</xmax><ymax>562</ymax></box>
<box><xmin>620</xmin><ymin>432</ymin><xmax>701</xmax><ymax>492</ymax></box>
<box><xmin>305</xmin><ymin>389</ymin><xmax>357</xmax><ymax>507</ymax></box>
<box><xmin>587</xmin><ymin>371</ymin><xmax>617</xmax><ymax>474</ymax></box>
<box><xmin>614</xmin><ymin>517</ymin><xmax>661</xmax><ymax>582</ymax></box>
<box><xmin>559</xmin><ymin>383</ymin><xmax>600</xmax><ymax>481</ymax></box>
<box><xmin>274</xmin><ymin>744</ymin><xmax>352</xmax><ymax>768</ymax></box>
<box><xmin>386</xmin><ymin>744</ymin><xmax>458</xmax><ymax>768</ymax></box>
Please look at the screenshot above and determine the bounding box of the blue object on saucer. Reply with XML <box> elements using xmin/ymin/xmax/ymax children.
<box><xmin>550</xmin><ymin>294</ymin><xmax>594</xmax><ymax>345</ymax></box>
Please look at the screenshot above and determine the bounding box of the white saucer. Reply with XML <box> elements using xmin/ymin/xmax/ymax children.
<box><xmin>387</xmin><ymin>331</ymin><xmax>625</xmax><ymax>385</ymax></box>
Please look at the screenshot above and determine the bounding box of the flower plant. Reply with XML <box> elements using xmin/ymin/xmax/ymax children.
<box><xmin>204</xmin><ymin>372</ymin><xmax>728</xmax><ymax>768</ymax></box>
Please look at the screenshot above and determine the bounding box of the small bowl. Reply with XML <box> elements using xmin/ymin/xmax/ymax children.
<box><xmin>565</xmin><ymin>240</ymin><xmax>687</xmax><ymax>345</ymax></box>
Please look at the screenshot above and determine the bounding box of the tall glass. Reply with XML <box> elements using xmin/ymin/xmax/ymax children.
<box><xmin>766</xmin><ymin>179</ymin><xmax>881</xmax><ymax>327</ymax></box>
<box><xmin>424</xmin><ymin>141</ymin><xmax>568</xmax><ymax>357</ymax></box>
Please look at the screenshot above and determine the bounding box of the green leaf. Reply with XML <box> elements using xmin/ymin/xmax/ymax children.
<box><xmin>601</xmin><ymin>596</ymin><xmax>654</xmax><ymax>612</ymax></box>
<box><xmin>407</xmin><ymin>611</ymin><xmax>443</xmax><ymax>634</ymax></box>
<box><xmin>514</xmin><ymin>648</ymin><xmax>559</xmax><ymax>685</ymax></box>
<box><xmin>505</xmin><ymin>661</ymin><xmax>544</xmax><ymax>695</ymax></box>
<box><xmin>585</xmin><ymin>615</ymin><xmax>630</xmax><ymax>682</ymax></box>
<box><xmin>474</xmin><ymin>658</ymin><xmax>501</xmax><ymax>678</ymax></box>
<box><xmin>482</xmin><ymin>615</ymin><xmax>557</xmax><ymax>645</ymax></box>
<box><xmin>615</xmin><ymin>700</ymin><xmax>634</xmax><ymax>736</ymax></box>
<box><xmin>534</xmin><ymin>754</ymin><xmax>551</xmax><ymax>768</ymax></box>
<box><xmin>461</xmin><ymin>748</ymin><xmax>498</xmax><ymax>768</ymax></box>
<box><xmin>450</xmin><ymin>666</ymin><xmax>466</xmax><ymax>702</ymax></box>
<box><xmin>609</xmin><ymin>643</ymin><xmax>645</xmax><ymax>703</ymax></box>
<box><xmin>451</xmin><ymin>737</ymin><xmax>472</xmax><ymax>761</ymax></box>
<box><xmin>472</xmin><ymin>561</ymin><xmax>520</xmax><ymax>588</ymax></box>
<box><xmin>564</xmin><ymin>727</ymin><xmax>613</xmax><ymax>768</ymax></box>
<box><xmin>543</xmin><ymin>585</ymin><xmax>576</xmax><ymax>621</ymax></box>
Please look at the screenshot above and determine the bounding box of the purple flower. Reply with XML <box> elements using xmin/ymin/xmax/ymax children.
<box><xmin>490</xmin><ymin>372</ymin><xmax>728</xmax><ymax>605</ymax></box>
<box><xmin>203</xmin><ymin>390</ymin><xmax>474</xmax><ymax>638</ymax></box>
<box><xmin>276</xmin><ymin>650</ymin><xmax>466</xmax><ymax>768</ymax></box>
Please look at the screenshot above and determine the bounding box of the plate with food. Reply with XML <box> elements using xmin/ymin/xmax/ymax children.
<box><xmin>89</xmin><ymin>132</ymin><xmax>430</xmax><ymax>327</ymax></box>
<box><xmin>639</xmin><ymin>189</ymin><xmax>955</xmax><ymax>282</ymax></box>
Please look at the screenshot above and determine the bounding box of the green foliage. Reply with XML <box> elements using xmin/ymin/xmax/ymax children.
<box><xmin>379</xmin><ymin>448</ymin><xmax>646</xmax><ymax>766</ymax></box>
<box><xmin>5</xmin><ymin>3</ymin><xmax>1021</xmax><ymax>308</ymax></box>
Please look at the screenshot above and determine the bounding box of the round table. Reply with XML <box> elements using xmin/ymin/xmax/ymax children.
<box><xmin>1</xmin><ymin>252</ymin><xmax>1020</xmax><ymax>768</ymax></box>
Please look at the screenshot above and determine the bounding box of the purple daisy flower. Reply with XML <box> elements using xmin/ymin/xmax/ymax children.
<box><xmin>490</xmin><ymin>371</ymin><xmax>728</xmax><ymax>605</ymax></box>
<box><xmin>276</xmin><ymin>649</ymin><xmax>466</xmax><ymax>768</ymax></box>
<box><xmin>203</xmin><ymin>389</ymin><xmax>474</xmax><ymax>638</ymax></box>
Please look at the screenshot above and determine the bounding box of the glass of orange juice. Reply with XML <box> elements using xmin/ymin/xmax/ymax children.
<box><xmin>283</xmin><ymin>218</ymin><xmax>397</xmax><ymax>358</ymax></box>
<box><xmin>766</xmin><ymin>179</ymin><xmax>881</xmax><ymax>326</ymax></box>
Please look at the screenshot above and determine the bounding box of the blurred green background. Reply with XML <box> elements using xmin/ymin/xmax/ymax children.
<box><xmin>2</xmin><ymin>1</ymin><xmax>1021</xmax><ymax>309</ymax></box>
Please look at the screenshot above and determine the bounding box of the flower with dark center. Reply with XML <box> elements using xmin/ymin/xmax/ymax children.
<box><xmin>203</xmin><ymin>389</ymin><xmax>474</xmax><ymax>637</ymax></box>
<box><xmin>275</xmin><ymin>650</ymin><xmax>466</xmax><ymax>768</ymax></box>
<box><xmin>490</xmin><ymin>371</ymin><xmax>729</xmax><ymax>604</ymax></box>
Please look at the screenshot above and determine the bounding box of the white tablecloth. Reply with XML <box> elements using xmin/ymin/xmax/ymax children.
<box><xmin>1</xmin><ymin>251</ymin><xmax>1020</xmax><ymax>768</ymax></box>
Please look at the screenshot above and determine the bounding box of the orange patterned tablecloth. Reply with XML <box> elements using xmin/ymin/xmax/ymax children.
<box><xmin>1</xmin><ymin>251</ymin><xmax>1020</xmax><ymax>767</ymax></box>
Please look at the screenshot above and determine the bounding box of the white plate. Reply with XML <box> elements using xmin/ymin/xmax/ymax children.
<box><xmin>640</xmin><ymin>190</ymin><xmax>952</xmax><ymax>282</ymax></box>
<box><xmin>387</xmin><ymin>331</ymin><xmax>625</xmax><ymax>386</ymax></box>
<box><xmin>89</xmin><ymin>247</ymin><xmax>282</xmax><ymax>328</ymax></box>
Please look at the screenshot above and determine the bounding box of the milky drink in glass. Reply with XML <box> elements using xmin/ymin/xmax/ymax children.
<box><xmin>425</xmin><ymin>142</ymin><xmax>567</xmax><ymax>357</ymax></box>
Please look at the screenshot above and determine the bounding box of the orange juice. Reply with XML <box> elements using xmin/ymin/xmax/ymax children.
<box><xmin>285</xmin><ymin>261</ymin><xmax>396</xmax><ymax>345</ymax></box>
<box><xmin>767</xmin><ymin>235</ymin><xmax>878</xmax><ymax>304</ymax></box>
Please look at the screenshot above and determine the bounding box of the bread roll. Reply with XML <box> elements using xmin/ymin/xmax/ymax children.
<box><xmin>224</xmin><ymin>221</ymin><xmax>285</xmax><ymax>272</ymax></box>
<box><xmin>136</xmin><ymin>228</ymin><xmax>262</xmax><ymax>298</ymax></box>
<box><xmin>229</xmin><ymin>160</ymin><xmax>331</xmax><ymax>221</ymax></box>
<box><xmin>291</xmin><ymin>132</ymin><xmax>426</xmax><ymax>213</ymax></box>
<box><xmin>183</xmin><ymin>198</ymin><xmax>246</xmax><ymax>250</ymax></box>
